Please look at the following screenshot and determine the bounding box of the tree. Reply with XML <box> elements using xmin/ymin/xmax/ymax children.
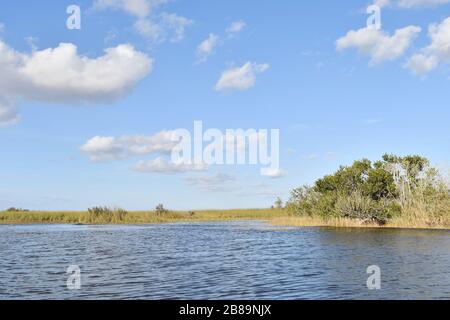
<box><xmin>155</xmin><ymin>204</ymin><xmax>169</xmax><ymax>215</ymax></box>
<box><xmin>274</xmin><ymin>197</ymin><xmax>284</xmax><ymax>209</ymax></box>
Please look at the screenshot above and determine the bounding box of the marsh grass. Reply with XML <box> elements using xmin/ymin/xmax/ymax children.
<box><xmin>270</xmin><ymin>215</ymin><xmax>449</xmax><ymax>230</ymax></box>
<box><xmin>0</xmin><ymin>208</ymin><xmax>287</xmax><ymax>225</ymax></box>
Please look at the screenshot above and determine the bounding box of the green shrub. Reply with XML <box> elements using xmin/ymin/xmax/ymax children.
<box><xmin>86</xmin><ymin>207</ymin><xmax>129</xmax><ymax>223</ymax></box>
<box><xmin>286</xmin><ymin>154</ymin><xmax>449</xmax><ymax>225</ymax></box>
<box><xmin>6</xmin><ymin>207</ymin><xmax>29</xmax><ymax>212</ymax></box>
<box><xmin>155</xmin><ymin>204</ymin><xmax>169</xmax><ymax>216</ymax></box>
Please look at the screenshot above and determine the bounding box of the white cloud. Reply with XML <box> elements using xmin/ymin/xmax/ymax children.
<box><xmin>374</xmin><ymin>0</ymin><xmax>391</xmax><ymax>7</ymax></box>
<box><xmin>134</xmin><ymin>13</ymin><xmax>193</xmax><ymax>42</ymax></box>
<box><xmin>226</xmin><ymin>20</ymin><xmax>246</xmax><ymax>35</ymax></box>
<box><xmin>300</xmin><ymin>152</ymin><xmax>338</xmax><ymax>161</ymax></box>
<box><xmin>405</xmin><ymin>17</ymin><xmax>450</xmax><ymax>74</ymax></box>
<box><xmin>80</xmin><ymin>131</ymin><xmax>179</xmax><ymax>161</ymax></box>
<box><xmin>162</xmin><ymin>13</ymin><xmax>193</xmax><ymax>42</ymax></box>
<box><xmin>398</xmin><ymin>0</ymin><xmax>450</xmax><ymax>7</ymax></box>
<box><xmin>0</xmin><ymin>40</ymin><xmax>152</xmax><ymax>127</ymax></box>
<box><xmin>93</xmin><ymin>0</ymin><xmax>192</xmax><ymax>43</ymax></box>
<box><xmin>93</xmin><ymin>0</ymin><xmax>165</xmax><ymax>18</ymax></box>
<box><xmin>300</xmin><ymin>154</ymin><xmax>320</xmax><ymax>161</ymax></box>
<box><xmin>133</xmin><ymin>157</ymin><xmax>208</xmax><ymax>174</ymax></box>
<box><xmin>196</xmin><ymin>33</ymin><xmax>220</xmax><ymax>63</ymax></box>
<box><xmin>185</xmin><ymin>172</ymin><xmax>236</xmax><ymax>192</ymax></box>
<box><xmin>261</xmin><ymin>168</ymin><xmax>287</xmax><ymax>179</ymax></box>
<box><xmin>134</xmin><ymin>19</ymin><xmax>164</xmax><ymax>42</ymax></box>
<box><xmin>0</xmin><ymin>98</ymin><xmax>19</xmax><ymax>128</ymax></box>
<box><xmin>373</xmin><ymin>0</ymin><xmax>450</xmax><ymax>7</ymax></box>
<box><xmin>336</xmin><ymin>26</ymin><xmax>421</xmax><ymax>65</ymax></box>
<box><xmin>215</xmin><ymin>62</ymin><xmax>269</xmax><ymax>92</ymax></box>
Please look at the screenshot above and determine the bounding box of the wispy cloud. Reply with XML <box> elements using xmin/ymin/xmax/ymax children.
<box><xmin>185</xmin><ymin>172</ymin><xmax>236</xmax><ymax>192</ymax></box>
<box><xmin>132</xmin><ymin>157</ymin><xmax>208</xmax><ymax>174</ymax></box>
<box><xmin>196</xmin><ymin>33</ymin><xmax>220</xmax><ymax>63</ymax></box>
<box><xmin>93</xmin><ymin>0</ymin><xmax>193</xmax><ymax>43</ymax></box>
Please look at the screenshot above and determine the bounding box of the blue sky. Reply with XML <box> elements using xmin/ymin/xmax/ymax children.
<box><xmin>0</xmin><ymin>0</ymin><xmax>449</xmax><ymax>210</ymax></box>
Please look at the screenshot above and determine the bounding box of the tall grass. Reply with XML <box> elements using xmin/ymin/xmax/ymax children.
<box><xmin>0</xmin><ymin>208</ymin><xmax>287</xmax><ymax>225</ymax></box>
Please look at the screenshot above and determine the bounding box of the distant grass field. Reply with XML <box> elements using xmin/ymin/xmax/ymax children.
<box><xmin>0</xmin><ymin>209</ymin><xmax>287</xmax><ymax>225</ymax></box>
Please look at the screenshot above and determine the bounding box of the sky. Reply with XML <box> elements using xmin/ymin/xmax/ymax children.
<box><xmin>0</xmin><ymin>0</ymin><xmax>449</xmax><ymax>211</ymax></box>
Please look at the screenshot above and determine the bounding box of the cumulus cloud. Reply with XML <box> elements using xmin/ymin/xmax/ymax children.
<box><xmin>196</xmin><ymin>33</ymin><xmax>220</xmax><ymax>63</ymax></box>
<box><xmin>215</xmin><ymin>62</ymin><xmax>269</xmax><ymax>92</ymax></box>
<box><xmin>0</xmin><ymin>40</ymin><xmax>152</xmax><ymax>127</ymax></box>
<box><xmin>336</xmin><ymin>26</ymin><xmax>421</xmax><ymax>65</ymax></box>
<box><xmin>93</xmin><ymin>0</ymin><xmax>192</xmax><ymax>43</ymax></box>
<box><xmin>133</xmin><ymin>157</ymin><xmax>208</xmax><ymax>174</ymax></box>
<box><xmin>405</xmin><ymin>17</ymin><xmax>450</xmax><ymax>74</ymax></box>
<box><xmin>80</xmin><ymin>131</ymin><xmax>179</xmax><ymax>161</ymax></box>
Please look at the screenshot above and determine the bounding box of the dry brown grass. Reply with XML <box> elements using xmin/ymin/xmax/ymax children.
<box><xmin>269</xmin><ymin>215</ymin><xmax>449</xmax><ymax>230</ymax></box>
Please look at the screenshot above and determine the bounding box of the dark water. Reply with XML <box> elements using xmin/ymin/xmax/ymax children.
<box><xmin>0</xmin><ymin>221</ymin><xmax>449</xmax><ymax>300</ymax></box>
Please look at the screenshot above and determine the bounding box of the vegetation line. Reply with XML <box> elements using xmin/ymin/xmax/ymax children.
<box><xmin>1</xmin><ymin>155</ymin><xmax>448</xmax><ymax>230</ymax></box>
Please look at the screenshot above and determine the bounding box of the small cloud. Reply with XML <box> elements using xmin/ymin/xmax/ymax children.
<box><xmin>196</xmin><ymin>33</ymin><xmax>220</xmax><ymax>63</ymax></box>
<box><xmin>300</xmin><ymin>152</ymin><xmax>338</xmax><ymax>161</ymax></box>
<box><xmin>405</xmin><ymin>16</ymin><xmax>450</xmax><ymax>75</ymax></box>
<box><xmin>93</xmin><ymin>0</ymin><xmax>192</xmax><ymax>43</ymax></box>
<box><xmin>185</xmin><ymin>172</ymin><xmax>236</xmax><ymax>192</ymax></box>
<box><xmin>215</xmin><ymin>62</ymin><xmax>269</xmax><ymax>92</ymax></box>
<box><xmin>132</xmin><ymin>157</ymin><xmax>208</xmax><ymax>174</ymax></box>
<box><xmin>301</xmin><ymin>154</ymin><xmax>320</xmax><ymax>161</ymax></box>
<box><xmin>324</xmin><ymin>152</ymin><xmax>338</xmax><ymax>161</ymax></box>
<box><xmin>336</xmin><ymin>25</ymin><xmax>421</xmax><ymax>65</ymax></box>
<box><xmin>226</xmin><ymin>20</ymin><xmax>246</xmax><ymax>36</ymax></box>
<box><xmin>80</xmin><ymin>131</ymin><xmax>179</xmax><ymax>162</ymax></box>
<box><xmin>261</xmin><ymin>168</ymin><xmax>287</xmax><ymax>179</ymax></box>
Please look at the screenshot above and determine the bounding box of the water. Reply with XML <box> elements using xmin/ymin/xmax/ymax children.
<box><xmin>0</xmin><ymin>221</ymin><xmax>449</xmax><ymax>300</ymax></box>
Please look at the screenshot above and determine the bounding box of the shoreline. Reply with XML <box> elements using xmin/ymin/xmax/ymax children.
<box><xmin>1</xmin><ymin>209</ymin><xmax>449</xmax><ymax>230</ymax></box>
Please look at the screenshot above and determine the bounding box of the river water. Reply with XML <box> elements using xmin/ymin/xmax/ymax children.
<box><xmin>0</xmin><ymin>221</ymin><xmax>449</xmax><ymax>300</ymax></box>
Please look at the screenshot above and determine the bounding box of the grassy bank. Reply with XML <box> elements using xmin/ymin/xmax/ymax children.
<box><xmin>270</xmin><ymin>216</ymin><xmax>450</xmax><ymax>230</ymax></box>
<box><xmin>1</xmin><ymin>208</ymin><xmax>449</xmax><ymax>230</ymax></box>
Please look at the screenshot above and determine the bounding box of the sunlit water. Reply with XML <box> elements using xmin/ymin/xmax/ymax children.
<box><xmin>0</xmin><ymin>221</ymin><xmax>449</xmax><ymax>300</ymax></box>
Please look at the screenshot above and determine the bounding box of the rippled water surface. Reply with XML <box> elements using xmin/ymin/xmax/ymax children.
<box><xmin>0</xmin><ymin>221</ymin><xmax>449</xmax><ymax>300</ymax></box>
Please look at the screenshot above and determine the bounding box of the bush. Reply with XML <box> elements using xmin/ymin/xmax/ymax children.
<box><xmin>155</xmin><ymin>204</ymin><xmax>169</xmax><ymax>216</ymax></box>
<box><xmin>6</xmin><ymin>207</ymin><xmax>29</xmax><ymax>212</ymax></box>
<box><xmin>286</xmin><ymin>154</ymin><xmax>449</xmax><ymax>226</ymax></box>
<box><xmin>86</xmin><ymin>207</ymin><xmax>129</xmax><ymax>223</ymax></box>
<box><xmin>335</xmin><ymin>191</ymin><xmax>390</xmax><ymax>224</ymax></box>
